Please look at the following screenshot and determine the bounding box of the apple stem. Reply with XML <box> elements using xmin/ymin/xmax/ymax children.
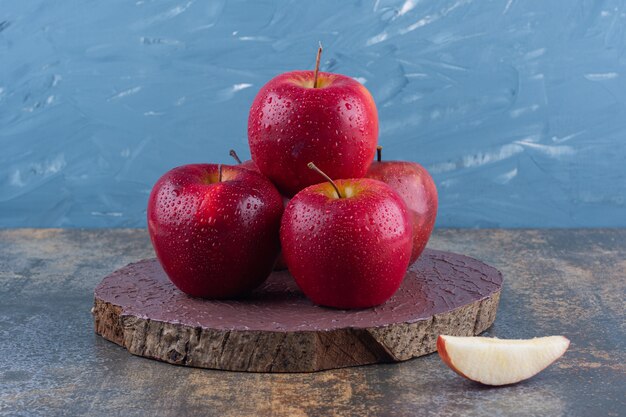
<box><xmin>313</xmin><ymin>42</ymin><xmax>323</xmax><ymax>88</ymax></box>
<box><xmin>229</xmin><ymin>149</ymin><xmax>243</xmax><ymax>164</ymax></box>
<box><xmin>307</xmin><ymin>162</ymin><xmax>342</xmax><ymax>198</ymax></box>
<box><xmin>376</xmin><ymin>145</ymin><xmax>383</xmax><ymax>162</ymax></box>
<box><xmin>218</xmin><ymin>164</ymin><xmax>223</xmax><ymax>183</ymax></box>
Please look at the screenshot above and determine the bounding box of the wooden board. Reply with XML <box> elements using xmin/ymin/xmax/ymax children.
<box><xmin>93</xmin><ymin>249</ymin><xmax>502</xmax><ymax>372</ymax></box>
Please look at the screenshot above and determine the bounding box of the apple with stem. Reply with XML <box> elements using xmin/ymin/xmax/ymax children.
<box><xmin>367</xmin><ymin>146</ymin><xmax>437</xmax><ymax>264</ymax></box>
<box><xmin>230</xmin><ymin>149</ymin><xmax>289</xmax><ymax>271</ymax></box>
<box><xmin>229</xmin><ymin>149</ymin><xmax>260</xmax><ymax>173</ymax></box>
<box><xmin>437</xmin><ymin>335</ymin><xmax>570</xmax><ymax>386</ymax></box>
<box><xmin>147</xmin><ymin>164</ymin><xmax>284</xmax><ymax>298</ymax></box>
<box><xmin>248</xmin><ymin>44</ymin><xmax>379</xmax><ymax>196</ymax></box>
<box><xmin>280</xmin><ymin>162</ymin><xmax>412</xmax><ymax>309</ymax></box>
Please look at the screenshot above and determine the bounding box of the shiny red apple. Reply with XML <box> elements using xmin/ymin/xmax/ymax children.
<box><xmin>248</xmin><ymin>46</ymin><xmax>378</xmax><ymax>196</ymax></box>
<box><xmin>280</xmin><ymin>163</ymin><xmax>412</xmax><ymax>309</ymax></box>
<box><xmin>367</xmin><ymin>146</ymin><xmax>438</xmax><ymax>264</ymax></box>
<box><xmin>229</xmin><ymin>149</ymin><xmax>289</xmax><ymax>271</ymax></box>
<box><xmin>273</xmin><ymin>190</ymin><xmax>291</xmax><ymax>271</ymax></box>
<box><xmin>147</xmin><ymin>164</ymin><xmax>284</xmax><ymax>298</ymax></box>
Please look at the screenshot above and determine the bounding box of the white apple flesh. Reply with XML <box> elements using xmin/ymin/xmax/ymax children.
<box><xmin>437</xmin><ymin>335</ymin><xmax>570</xmax><ymax>386</ymax></box>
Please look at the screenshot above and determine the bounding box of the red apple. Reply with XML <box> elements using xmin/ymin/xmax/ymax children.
<box><xmin>230</xmin><ymin>149</ymin><xmax>290</xmax><ymax>271</ymax></box>
<box><xmin>367</xmin><ymin>146</ymin><xmax>438</xmax><ymax>264</ymax></box>
<box><xmin>248</xmin><ymin>46</ymin><xmax>378</xmax><ymax>196</ymax></box>
<box><xmin>147</xmin><ymin>164</ymin><xmax>284</xmax><ymax>298</ymax></box>
<box><xmin>280</xmin><ymin>163</ymin><xmax>412</xmax><ymax>309</ymax></box>
<box><xmin>273</xmin><ymin>194</ymin><xmax>291</xmax><ymax>271</ymax></box>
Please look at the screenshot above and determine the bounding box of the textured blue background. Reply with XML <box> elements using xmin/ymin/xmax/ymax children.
<box><xmin>1</xmin><ymin>0</ymin><xmax>625</xmax><ymax>227</ymax></box>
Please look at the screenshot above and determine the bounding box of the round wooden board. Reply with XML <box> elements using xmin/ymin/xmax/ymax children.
<box><xmin>93</xmin><ymin>249</ymin><xmax>502</xmax><ymax>373</ymax></box>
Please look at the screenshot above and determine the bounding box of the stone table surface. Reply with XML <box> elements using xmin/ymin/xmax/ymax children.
<box><xmin>0</xmin><ymin>229</ymin><xmax>624</xmax><ymax>417</ymax></box>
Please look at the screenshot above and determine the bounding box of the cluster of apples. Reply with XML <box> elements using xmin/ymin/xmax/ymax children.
<box><xmin>147</xmin><ymin>46</ymin><xmax>437</xmax><ymax>309</ymax></box>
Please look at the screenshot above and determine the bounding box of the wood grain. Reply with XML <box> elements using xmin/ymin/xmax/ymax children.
<box><xmin>93</xmin><ymin>249</ymin><xmax>502</xmax><ymax>372</ymax></box>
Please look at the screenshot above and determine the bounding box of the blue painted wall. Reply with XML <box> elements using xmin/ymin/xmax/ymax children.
<box><xmin>1</xmin><ymin>0</ymin><xmax>625</xmax><ymax>228</ymax></box>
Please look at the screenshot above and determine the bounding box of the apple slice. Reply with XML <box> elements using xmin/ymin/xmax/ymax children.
<box><xmin>437</xmin><ymin>335</ymin><xmax>570</xmax><ymax>386</ymax></box>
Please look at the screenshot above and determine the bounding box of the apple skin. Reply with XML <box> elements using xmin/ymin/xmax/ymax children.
<box><xmin>223</xmin><ymin>165</ymin><xmax>290</xmax><ymax>271</ymax></box>
<box><xmin>248</xmin><ymin>70</ymin><xmax>379</xmax><ymax>196</ymax></box>
<box><xmin>367</xmin><ymin>160</ymin><xmax>437</xmax><ymax>264</ymax></box>
<box><xmin>147</xmin><ymin>164</ymin><xmax>284</xmax><ymax>298</ymax></box>
<box><xmin>273</xmin><ymin>194</ymin><xmax>292</xmax><ymax>271</ymax></box>
<box><xmin>280</xmin><ymin>178</ymin><xmax>412</xmax><ymax>309</ymax></box>
<box><xmin>437</xmin><ymin>335</ymin><xmax>470</xmax><ymax>380</ymax></box>
<box><xmin>239</xmin><ymin>159</ymin><xmax>261</xmax><ymax>173</ymax></box>
<box><xmin>225</xmin><ymin>156</ymin><xmax>290</xmax><ymax>271</ymax></box>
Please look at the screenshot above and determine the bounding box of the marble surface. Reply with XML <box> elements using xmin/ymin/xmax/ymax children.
<box><xmin>1</xmin><ymin>1</ymin><xmax>626</xmax><ymax>228</ymax></box>
<box><xmin>0</xmin><ymin>229</ymin><xmax>624</xmax><ymax>416</ymax></box>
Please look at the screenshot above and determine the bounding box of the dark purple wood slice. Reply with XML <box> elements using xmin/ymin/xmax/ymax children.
<box><xmin>93</xmin><ymin>249</ymin><xmax>502</xmax><ymax>372</ymax></box>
